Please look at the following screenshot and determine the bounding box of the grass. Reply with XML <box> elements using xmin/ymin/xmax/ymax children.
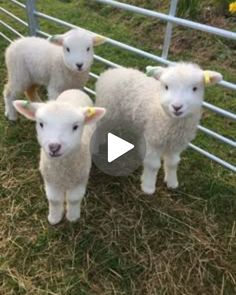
<box><xmin>0</xmin><ymin>0</ymin><xmax>236</xmax><ymax>294</ymax></box>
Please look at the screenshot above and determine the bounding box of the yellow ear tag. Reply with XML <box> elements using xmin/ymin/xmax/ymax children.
<box><xmin>87</xmin><ymin>107</ymin><xmax>96</xmax><ymax>117</ymax></box>
<box><xmin>94</xmin><ymin>35</ymin><xmax>106</xmax><ymax>46</ymax></box>
<box><xmin>204</xmin><ymin>71</ymin><xmax>211</xmax><ymax>85</ymax></box>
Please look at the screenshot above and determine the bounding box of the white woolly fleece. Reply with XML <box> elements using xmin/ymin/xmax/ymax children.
<box><xmin>95</xmin><ymin>63</ymin><xmax>222</xmax><ymax>194</ymax></box>
<box><xmin>3</xmin><ymin>28</ymin><xmax>106</xmax><ymax>121</ymax></box>
<box><xmin>39</xmin><ymin>90</ymin><xmax>94</xmax><ymax>191</ymax></box>
<box><xmin>4</xmin><ymin>35</ymin><xmax>89</xmax><ymax>99</ymax></box>
<box><xmin>95</xmin><ymin>64</ymin><xmax>202</xmax><ymax>154</ymax></box>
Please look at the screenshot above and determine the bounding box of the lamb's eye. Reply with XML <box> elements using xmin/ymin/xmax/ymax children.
<box><xmin>73</xmin><ymin>124</ymin><xmax>79</xmax><ymax>131</ymax></box>
<box><xmin>39</xmin><ymin>122</ymin><xmax>44</xmax><ymax>128</ymax></box>
<box><xmin>66</xmin><ymin>47</ymin><xmax>70</xmax><ymax>52</ymax></box>
<box><xmin>165</xmin><ymin>85</ymin><xmax>169</xmax><ymax>90</ymax></box>
<box><xmin>193</xmin><ymin>86</ymin><xmax>197</xmax><ymax>92</ymax></box>
<box><xmin>87</xmin><ymin>47</ymin><xmax>90</xmax><ymax>52</ymax></box>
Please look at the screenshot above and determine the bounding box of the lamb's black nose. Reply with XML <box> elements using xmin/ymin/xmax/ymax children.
<box><xmin>172</xmin><ymin>104</ymin><xmax>183</xmax><ymax>112</ymax></box>
<box><xmin>49</xmin><ymin>143</ymin><xmax>61</xmax><ymax>154</ymax></box>
<box><xmin>76</xmin><ymin>63</ymin><xmax>83</xmax><ymax>70</ymax></box>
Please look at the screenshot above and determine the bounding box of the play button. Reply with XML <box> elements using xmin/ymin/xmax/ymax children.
<box><xmin>108</xmin><ymin>133</ymin><xmax>134</xmax><ymax>163</ymax></box>
<box><xmin>90</xmin><ymin>122</ymin><xmax>146</xmax><ymax>176</ymax></box>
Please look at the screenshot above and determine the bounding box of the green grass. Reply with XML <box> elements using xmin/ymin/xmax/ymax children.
<box><xmin>0</xmin><ymin>0</ymin><xmax>236</xmax><ymax>294</ymax></box>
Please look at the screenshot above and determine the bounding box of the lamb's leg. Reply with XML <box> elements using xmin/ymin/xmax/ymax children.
<box><xmin>45</xmin><ymin>182</ymin><xmax>64</xmax><ymax>225</ymax></box>
<box><xmin>3</xmin><ymin>84</ymin><xmax>18</xmax><ymax>121</ymax></box>
<box><xmin>163</xmin><ymin>153</ymin><xmax>180</xmax><ymax>189</ymax></box>
<box><xmin>66</xmin><ymin>185</ymin><xmax>86</xmax><ymax>222</ymax></box>
<box><xmin>141</xmin><ymin>148</ymin><xmax>161</xmax><ymax>195</ymax></box>
<box><xmin>47</xmin><ymin>86</ymin><xmax>60</xmax><ymax>100</ymax></box>
<box><xmin>25</xmin><ymin>84</ymin><xmax>42</xmax><ymax>102</ymax></box>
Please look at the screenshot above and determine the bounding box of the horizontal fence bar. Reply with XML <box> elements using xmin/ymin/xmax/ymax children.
<box><xmin>89</xmin><ymin>72</ymin><xmax>99</xmax><ymax>79</ymax></box>
<box><xmin>87</xmin><ymin>80</ymin><xmax>235</xmax><ymax>147</ymax></box>
<box><xmin>34</xmin><ymin>11</ymin><xmax>236</xmax><ymax>91</ymax></box>
<box><xmin>9</xmin><ymin>0</ymin><xmax>26</xmax><ymax>9</ymax></box>
<box><xmin>88</xmin><ymin>69</ymin><xmax>236</xmax><ymax>146</ymax></box>
<box><xmin>83</xmin><ymin>81</ymin><xmax>236</xmax><ymax>148</ymax></box>
<box><xmin>84</xmin><ymin>87</ymin><xmax>96</xmax><ymax>96</ymax></box>
<box><xmin>94</xmin><ymin>54</ymin><xmax>122</xmax><ymax>68</ymax></box>
<box><xmin>189</xmin><ymin>143</ymin><xmax>236</xmax><ymax>172</ymax></box>
<box><xmin>36</xmin><ymin>29</ymin><xmax>123</xmax><ymax>68</ymax></box>
<box><xmin>94</xmin><ymin>56</ymin><xmax>236</xmax><ymax>121</ymax></box>
<box><xmin>220</xmin><ymin>80</ymin><xmax>236</xmax><ymax>91</ymax></box>
<box><xmin>203</xmin><ymin>101</ymin><xmax>236</xmax><ymax>121</ymax></box>
<box><xmin>0</xmin><ymin>20</ymin><xmax>23</xmax><ymax>37</ymax></box>
<box><xmin>198</xmin><ymin>125</ymin><xmax>236</xmax><ymax>148</ymax></box>
<box><xmin>103</xmin><ymin>38</ymin><xmax>236</xmax><ymax>90</ymax></box>
<box><xmin>95</xmin><ymin>0</ymin><xmax>236</xmax><ymax>40</ymax></box>
<box><xmin>75</xmin><ymin>88</ymin><xmax>236</xmax><ymax>172</ymax></box>
<box><xmin>14</xmin><ymin>27</ymin><xmax>233</xmax><ymax>134</ymax></box>
<box><xmin>35</xmin><ymin>11</ymin><xmax>78</xmax><ymax>29</ymax></box>
<box><xmin>0</xmin><ymin>31</ymin><xmax>12</xmax><ymax>43</ymax></box>
<box><xmin>36</xmin><ymin>29</ymin><xmax>50</xmax><ymax>37</ymax></box>
<box><xmin>94</xmin><ymin>60</ymin><xmax>236</xmax><ymax>120</ymax></box>
<box><xmin>0</xmin><ymin>7</ymin><xmax>28</xmax><ymax>27</ymax></box>
<box><xmin>34</xmin><ymin>11</ymin><xmax>170</xmax><ymax>65</ymax></box>
<box><xmin>35</xmin><ymin>27</ymin><xmax>236</xmax><ymax>121</ymax></box>
<box><xmin>105</xmin><ymin>39</ymin><xmax>170</xmax><ymax>65</ymax></box>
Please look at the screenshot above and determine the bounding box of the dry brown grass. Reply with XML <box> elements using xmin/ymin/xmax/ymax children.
<box><xmin>1</xmin><ymin>130</ymin><xmax>236</xmax><ymax>294</ymax></box>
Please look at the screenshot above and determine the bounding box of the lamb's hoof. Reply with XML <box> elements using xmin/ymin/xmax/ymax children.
<box><xmin>165</xmin><ymin>179</ymin><xmax>179</xmax><ymax>189</ymax></box>
<box><xmin>66</xmin><ymin>212</ymin><xmax>80</xmax><ymax>223</ymax></box>
<box><xmin>141</xmin><ymin>183</ymin><xmax>155</xmax><ymax>195</ymax></box>
<box><xmin>5</xmin><ymin>111</ymin><xmax>17</xmax><ymax>121</ymax></box>
<box><xmin>48</xmin><ymin>214</ymin><xmax>63</xmax><ymax>225</ymax></box>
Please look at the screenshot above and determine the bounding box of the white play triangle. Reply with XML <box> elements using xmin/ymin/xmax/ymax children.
<box><xmin>107</xmin><ymin>132</ymin><xmax>134</xmax><ymax>163</ymax></box>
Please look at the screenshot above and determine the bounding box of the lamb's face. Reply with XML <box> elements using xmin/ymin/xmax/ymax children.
<box><xmin>146</xmin><ymin>63</ymin><xmax>223</xmax><ymax>119</ymax></box>
<box><xmin>62</xmin><ymin>31</ymin><xmax>94</xmax><ymax>72</ymax></box>
<box><xmin>48</xmin><ymin>29</ymin><xmax>106</xmax><ymax>73</ymax></box>
<box><xmin>36</xmin><ymin>103</ymin><xmax>86</xmax><ymax>158</ymax></box>
<box><xmin>159</xmin><ymin>65</ymin><xmax>205</xmax><ymax>118</ymax></box>
<box><xmin>13</xmin><ymin>100</ymin><xmax>106</xmax><ymax>159</ymax></box>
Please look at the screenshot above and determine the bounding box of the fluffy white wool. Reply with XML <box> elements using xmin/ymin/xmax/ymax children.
<box><xmin>13</xmin><ymin>89</ymin><xmax>106</xmax><ymax>224</ymax></box>
<box><xmin>39</xmin><ymin>90</ymin><xmax>94</xmax><ymax>191</ymax></box>
<box><xmin>95</xmin><ymin>63</ymin><xmax>222</xmax><ymax>194</ymax></box>
<box><xmin>4</xmin><ymin>28</ymin><xmax>106</xmax><ymax>120</ymax></box>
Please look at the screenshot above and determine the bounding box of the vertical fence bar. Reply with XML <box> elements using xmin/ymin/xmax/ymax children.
<box><xmin>161</xmin><ymin>0</ymin><xmax>178</xmax><ymax>59</ymax></box>
<box><xmin>26</xmin><ymin>0</ymin><xmax>38</xmax><ymax>36</ymax></box>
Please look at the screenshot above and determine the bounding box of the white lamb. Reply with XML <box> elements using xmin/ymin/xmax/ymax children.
<box><xmin>4</xmin><ymin>28</ymin><xmax>106</xmax><ymax>121</ymax></box>
<box><xmin>95</xmin><ymin>63</ymin><xmax>222</xmax><ymax>194</ymax></box>
<box><xmin>13</xmin><ymin>89</ymin><xmax>106</xmax><ymax>225</ymax></box>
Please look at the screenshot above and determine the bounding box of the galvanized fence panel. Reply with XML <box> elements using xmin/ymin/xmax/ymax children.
<box><xmin>0</xmin><ymin>0</ymin><xmax>235</xmax><ymax>172</ymax></box>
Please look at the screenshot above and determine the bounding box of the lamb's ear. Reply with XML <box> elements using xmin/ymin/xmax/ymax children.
<box><xmin>48</xmin><ymin>34</ymin><xmax>64</xmax><ymax>46</ymax></box>
<box><xmin>93</xmin><ymin>35</ymin><xmax>107</xmax><ymax>46</ymax></box>
<box><xmin>146</xmin><ymin>66</ymin><xmax>165</xmax><ymax>80</ymax></box>
<box><xmin>48</xmin><ymin>29</ymin><xmax>78</xmax><ymax>45</ymax></box>
<box><xmin>83</xmin><ymin>107</ymin><xmax>106</xmax><ymax>124</ymax></box>
<box><xmin>13</xmin><ymin>100</ymin><xmax>44</xmax><ymax>121</ymax></box>
<box><xmin>203</xmin><ymin>70</ymin><xmax>223</xmax><ymax>86</ymax></box>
